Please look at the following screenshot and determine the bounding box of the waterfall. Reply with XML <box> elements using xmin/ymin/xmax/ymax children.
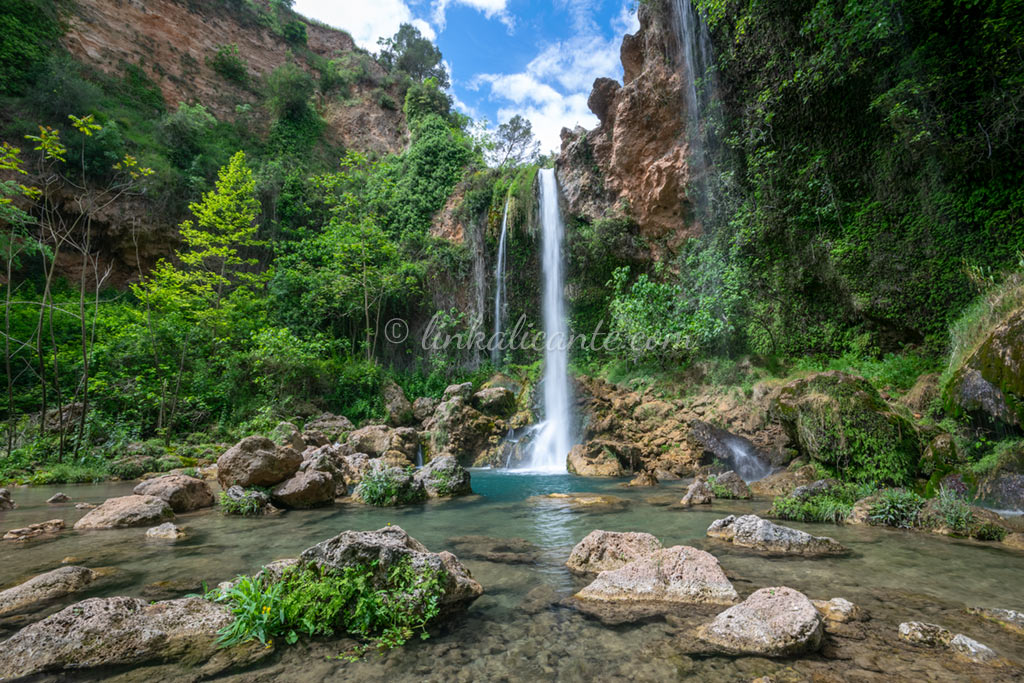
<box><xmin>723</xmin><ymin>436</ymin><xmax>772</xmax><ymax>483</ymax></box>
<box><xmin>492</xmin><ymin>198</ymin><xmax>510</xmax><ymax>365</ymax></box>
<box><xmin>671</xmin><ymin>0</ymin><xmax>717</xmax><ymax>208</ymax></box>
<box><xmin>520</xmin><ymin>169</ymin><xmax>572</xmax><ymax>473</ymax></box>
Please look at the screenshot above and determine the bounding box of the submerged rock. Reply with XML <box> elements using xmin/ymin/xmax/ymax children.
<box><xmin>299</xmin><ymin>526</ymin><xmax>483</xmax><ymax>614</ymax></box>
<box><xmin>706</xmin><ymin>515</ymin><xmax>848</xmax><ymax>556</ymax></box>
<box><xmin>0</xmin><ymin>566</ymin><xmax>97</xmax><ymax>619</ymax></box>
<box><xmin>145</xmin><ymin>522</ymin><xmax>185</xmax><ymax>541</ymax></box>
<box><xmin>217</xmin><ymin>435</ymin><xmax>302</xmax><ymax>489</ymax></box>
<box><xmin>574</xmin><ymin>545</ymin><xmax>738</xmax><ymax>607</ymax></box>
<box><xmin>0</xmin><ymin>596</ymin><xmax>270</xmax><ymax>679</ymax></box>
<box><xmin>529</xmin><ymin>492</ymin><xmax>630</xmax><ymax>511</ymax></box>
<box><xmin>3</xmin><ymin>518</ymin><xmax>64</xmax><ymax>541</ymax></box>
<box><xmin>447</xmin><ymin>535</ymin><xmax>540</xmax><ymax>564</ymax></box>
<box><xmin>271</xmin><ymin>469</ymin><xmax>335</xmax><ymax>508</ymax></box>
<box><xmin>134</xmin><ymin>474</ymin><xmax>215</xmax><ymax>512</ymax></box>
<box><xmin>696</xmin><ymin>587</ymin><xmax>824</xmax><ymax>657</ymax></box>
<box><xmin>0</xmin><ymin>487</ymin><xmax>15</xmax><ymax>510</ymax></box>
<box><xmin>679</xmin><ymin>477</ymin><xmax>713</xmax><ymax>507</ymax></box>
<box><xmin>967</xmin><ymin>606</ymin><xmax>1024</xmax><ymax>636</ymax></box>
<box><xmin>812</xmin><ymin>597</ymin><xmax>862</xmax><ymax>623</ymax></box>
<box><xmin>899</xmin><ymin>621</ymin><xmax>1002</xmax><ymax>664</ymax></box>
<box><xmin>47</xmin><ymin>492</ymin><xmax>71</xmax><ymax>504</ymax></box>
<box><xmin>74</xmin><ymin>495</ymin><xmax>173</xmax><ymax>530</ymax></box>
<box><xmin>413</xmin><ymin>455</ymin><xmax>472</xmax><ymax>497</ymax></box>
<box><xmin>566</xmin><ymin>530</ymin><xmax>663</xmax><ymax>575</ymax></box>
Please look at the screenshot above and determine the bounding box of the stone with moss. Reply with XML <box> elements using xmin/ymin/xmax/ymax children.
<box><xmin>770</xmin><ymin>371</ymin><xmax>919</xmax><ymax>485</ymax></box>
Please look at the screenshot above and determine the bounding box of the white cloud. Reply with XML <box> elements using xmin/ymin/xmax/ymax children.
<box><xmin>612</xmin><ymin>4</ymin><xmax>640</xmax><ymax>36</ymax></box>
<box><xmin>431</xmin><ymin>0</ymin><xmax>513</xmax><ymax>31</ymax></box>
<box><xmin>293</xmin><ymin>0</ymin><xmax>435</xmax><ymax>50</ymax></box>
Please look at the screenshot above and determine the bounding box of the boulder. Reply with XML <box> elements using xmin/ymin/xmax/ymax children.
<box><xmin>0</xmin><ymin>487</ymin><xmax>14</xmax><ymax>510</ymax></box>
<box><xmin>269</xmin><ymin>421</ymin><xmax>305</xmax><ymax>452</ymax></box>
<box><xmin>221</xmin><ymin>485</ymin><xmax>273</xmax><ymax>515</ymax></box>
<box><xmin>567</xmin><ymin>440</ymin><xmax>635</xmax><ymax>477</ymax></box>
<box><xmin>271</xmin><ymin>470</ymin><xmax>335</xmax><ymax>508</ymax></box>
<box><xmin>749</xmin><ymin>465</ymin><xmax>818</xmax><ymax>498</ymax></box>
<box><xmin>413</xmin><ymin>455</ymin><xmax>471</xmax><ymax>497</ymax></box>
<box><xmin>412</xmin><ymin>396</ymin><xmax>439</xmax><ymax>423</ymax></box>
<box><xmin>977</xmin><ymin>469</ymin><xmax>1024</xmax><ymax>511</ymax></box>
<box><xmin>348</xmin><ymin>424</ymin><xmax>393</xmax><ymax>457</ymax></box>
<box><xmin>706</xmin><ymin>515</ymin><xmax>848</xmax><ymax>556</ymax></box>
<box><xmin>0</xmin><ymin>566</ymin><xmax>97</xmax><ymax>619</ymax></box>
<box><xmin>442</xmin><ymin>382</ymin><xmax>474</xmax><ymax>401</ymax></box>
<box><xmin>304</xmin><ymin>412</ymin><xmax>354</xmax><ymax>441</ymax></box>
<box><xmin>627</xmin><ymin>470</ymin><xmax>659</xmax><ymax>487</ymax></box>
<box><xmin>898</xmin><ymin>620</ymin><xmax>1000</xmax><ymax>663</ymax></box>
<box><xmin>383</xmin><ymin>379</ymin><xmax>414</xmax><ymax>426</ymax></box>
<box><xmin>566</xmin><ymin>530</ymin><xmax>662</xmax><ymax>575</ymax></box>
<box><xmin>812</xmin><ymin>597</ymin><xmax>862</xmax><ymax>623</ymax></box>
<box><xmin>353</xmin><ymin>462</ymin><xmax>426</xmax><ymax>506</ymax></box>
<box><xmin>424</xmin><ymin>396</ymin><xmax>499</xmax><ymax>467</ymax></box>
<box><xmin>945</xmin><ymin>308</ymin><xmax>1024</xmax><ymax>428</ymax></box>
<box><xmin>709</xmin><ymin>470</ymin><xmax>752</xmax><ymax>499</ymax></box>
<box><xmin>967</xmin><ymin>606</ymin><xmax>1024</xmax><ymax>636</ymax></box>
<box><xmin>3</xmin><ymin>519</ymin><xmax>64</xmax><ymax>542</ymax></box>
<box><xmin>337</xmin><ymin>452</ymin><xmax>373</xmax><ymax>491</ymax></box>
<box><xmin>948</xmin><ymin>633</ymin><xmax>999</xmax><ymax>664</ymax></box>
<box><xmin>299</xmin><ymin>526</ymin><xmax>483</xmax><ymax>614</ymax></box>
<box><xmin>575</xmin><ymin>545</ymin><xmax>738</xmax><ymax>606</ymax></box>
<box><xmin>74</xmin><ymin>495</ymin><xmax>173</xmax><ymax>530</ymax></box>
<box><xmin>697</xmin><ymin>587</ymin><xmax>824</xmax><ymax>657</ymax></box>
<box><xmin>302</xmin><ymin>429</ymin><xmax>330</xmax><ymax>448</ymax></box>
<box><xmin>679</xmin><ymin>477</ymin><xmax>713</xmax><ymax>506</ymax></box>
<box><xmin>587</xmin><ymin>77</ymin><xmax>621</xmax><ymax>122</ymax></box>
<box><xmin>217</xmin><ymin>436</ymin><xmax>301</xmax><ymax>489</ymax></box>
<box><xmin>0</xmin><ymin>596</ymin><xmax>269</xmax><ymax>679</ymax></box>
<box><xmin>133</xmin><ymin>474</ymin><xmax>215</xmax><ymax>512</ymax></box>
<box><xmin>146</xmin><ymin>523</ymin><xmax>185</xmax><ymax>541</ymax></box>
<box><xmin>472</xmin><ymin>387</ymin><xmax>516</xmax><ymax>417</ymax></box>
<box><xmin>47</xmin><ymin>492</ymin><xmax>70</xmax><ymax>504</ymax></box>
<box><xmin>770</xmin><ymin>371</ymin><xmax>919</xmax><ymax>483</ymax></box>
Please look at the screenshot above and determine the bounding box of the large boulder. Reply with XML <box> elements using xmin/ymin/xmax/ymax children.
<box><xmin>679</xmin><ymin>477</ymin><xmax>713</xmax><ymax>506</ymax></box>
<box><xmin>574</xmin><ymin>545</ymin><xmax>738</xmax><ymax>606</ymax></box>
<box><xmin>74</xmin><ymin>495</ymin><xmax>173</xmax><ymax>530</ymax></box>
<box><xmin>413</xmin><ymin>455</ymin><xmax>471</xmax><ymax>497</ymax></box>
<box><xmin>348</xmin><ymin>424</ymin><xmax>394</xmax><ymax>458</ymax></box>
<box><xmin>133</xmin><ymin>474</ymin><xmax>215</xmax><ymax>513</ymax></box>
<box><xmin>412</xmin><ymin>396</ymin><xmax>439</xmax><ymax>423</ymax></box>
<box><xmin>304</xmin><ymin>412</ymin><xmax>354</xmax><ymax>441</ymax></box>
<box><xmin>472</xmin><ymin>387</ymin><xmax>516</xmax><ymax>417</ymax></box>
<box><xmin>0</xmin><ymin>487</ymin><xmax>14</xmax><ymax>510</ymax></box>
<box><xmin>945</xmin><ymin>307</ymin><xmax>1024</xmax><ymax>428</ymax></box>
<box><xmin>424</xmin><ymin>395</ymin><xmax>501</xmax><ymax>467</ymax></box>
<box><xmin>706</xmin><ymin>515</ymin><xmax>848</xmax><ymax>556</ymax></box>
<box><xmin>749</xmin><ymin>465</ymin><xmax>818</xmax><ymax>498</ymax></box>
<box><xmin>0</xmin><ymin>566</ymin><xmax>98</xmax><ymax>619</ymax></box>
<box><xmin>383</xmin><ymin>379</ymin><xmax>414</xmax><ymax>426</ymax></box>
<box><xmin>353</xmin><ymin>462</ymin><xmax>426</xmax><ymax>506</ymax></box>
<box><xmin>271</xmin><ymin>470</ymin><xmax>335</xmax><ymax>508</ymax></box>
<box><xmin>567</xmin><ymin>440</ymin><xmax>635</xmax><ymax>477</ymax></box>
<box><xmin>697</xmin><ymin>587</ymin><xmax>824</xmax><ymax>657</ymax></box>
<box><xmin>566</xmin><ymin>530</ymin><xmax>662</xmax><ymax>575</ymax></box>
<box><xmin>709</xmin><ymin>470</ymin><xmax>752</xmax><ymax>499</ymax></box>
<box><xmin>770</xmin><ymin>371</ymin><xmax>920</xmax><ymax>484</ymax></box>
<box><xmin>0</xmin><ymin>596</ymin><xmax>269</xmax><ymax>679</ymax></box>
<box><xmin>216</xmin><ymin>436</ymin><xmax>301</xmax><ymax>489</ymax></box>
<box><xmin>268</xmin><ymin>421</ymin><xmax>305</xmax><ymax>452</ymax></box>
<box><xmin>299</xmin><ymin>526</ymin><xmax>483</xmax><ymax>614</ymax></box>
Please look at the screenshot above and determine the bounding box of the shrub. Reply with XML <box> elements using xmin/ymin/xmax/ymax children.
<box><xmin>706</xmin><ymin>475</ymin><xmax>732</xmax><ymax>499</ymax></box>
<box><xmin>771</xmin><ymin>483</ymin><xmax>870</xmax><ymax>524</ymax></box>
<box><xmin>266</xmin><ymin>62</ymin><xmax>315</xmax><ymax>122</ymax></box>
<box><xmin>208</xmin><ymin>44</ymin><xmax>248</xmax><ymax>85</ymax></box>
<box><xmin>282</xmin><ymin>20</ymin><xmax>306</xmax><ymax>45</ymax></box>
<box><xmin>934</xmin><ymin>485</ymin><xmax>973</xmax><ymax>534</ymax></box>
<box><xmin>973</xmin><ymin>522</ymin><xmax>1008</xmax><ymax>542</ymax></box>
<box><xmin>219</xmin><ymin>487</ymin><xmax>270</xmax><ymax>516</ymax></box>
<box><xmin>869</xmin><ymin>488</ymin><xmax>925</xmax><ymax>528</ymax></box>
<box><xmin>356</xmin><ymin>467</ymin><xmax>425</xmax><ymax>507</ymax></box>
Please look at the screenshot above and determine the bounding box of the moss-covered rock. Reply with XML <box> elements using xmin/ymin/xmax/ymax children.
<box><xmin>945</xmin><ymin>307</ymin><xmax>1024</xmax><ymax>428</ymax></box>
<box><xmin>770</xmin><ymin>371</ymin><xmax>920</xmax><ymax>485</ymax></box>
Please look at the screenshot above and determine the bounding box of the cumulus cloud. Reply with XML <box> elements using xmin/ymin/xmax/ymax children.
<box><xmin>292</xmin><ymin>0</ymin><xmax>435</xmax><ymax>49</ymax></box>
<box><xmin>431</xmin><ymin>0</ymin><xmax>514</xmax><ymax>31</ymax></box>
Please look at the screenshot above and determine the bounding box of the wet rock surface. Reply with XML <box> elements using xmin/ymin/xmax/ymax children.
<box><xmin>565</xmin><ymin>530</ymin><xmax>663</xmax><ymax>575</ymax></box>
<box><xmin>74</xmin><ymin>495</ymin><xmax>173</xmax><ymax>530</ymax></box>
<box><xmin>217</xmin><ymin>436</ymin><xmax>302</xmax><ymax>489</ymax></box>
<box><xmin>696</xmin><ymin>587</ymin><xmax>824</xmax><ymax>657</ymax></box>
<box><xmin>706</xmin><ymin>515</ymin><xmax>849</xmax><ymax>556</ymax></box>
<box><xmin>134</xmin><ymin>474</ymin><xmax>215</xmax><ymax>513</ymax></box>
<box><xmin>146</xmin><ymin>522</ymin><xmax>186</xmax><ymax>541</ymax></box>
<box><xmin>414</xmin><ymin>455</ymin><xmax>472</xmax><ymax>497</ymax></box>
<box><xmin>0</xmin><ymin>566</ymin><xmax>97</xmax><ymax>619</ymax></box>
<box><xmin>3</xmin><ymin>518</ymin><xmax>65</xmax><ymax>541</ymax></box>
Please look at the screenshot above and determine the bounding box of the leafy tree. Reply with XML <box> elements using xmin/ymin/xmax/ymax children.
<box><xmin>266</xmin><ymin>62</ymin><xmax>315</xmax><ymax>122</ymax></box>
<box><xmin>491</xmin><ymin>115</ymin><xmax>540</xmax><ymax>168</ymax></box>
<box><xmin>377</xmin><ymin>23</ymin><xmax>449</xmax><ymax>88</ymax></box>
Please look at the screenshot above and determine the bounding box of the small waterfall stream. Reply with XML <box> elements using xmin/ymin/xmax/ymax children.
<box><xmin>520</xmin><ymin>169</ymin><xmax>572</xmax><ymax>473</ymax></box>
<box><xmin>492</xmin><ymin>198</ymin><xmax>510</xmax><ymax>365</ymax></box>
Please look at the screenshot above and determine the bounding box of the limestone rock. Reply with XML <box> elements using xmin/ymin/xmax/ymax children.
<box><xmin>627</xmin><ymin>470</ymin><xmax>659</xmax><ymax>487</ymax></box>
<box><xmin>412</xmin><ymin>396</ymin><xmax>439</xmax><ymax>422</ymax></box>
<box><xmin>899</xmin><ymin>621</ymin><xmax>1001</xmax><ymax>664</ymax></box>
<box><xmin>566</xmin><ymin>530</ymin><xmax>662</xmax><ymax>575</ymax></box>
<box><xmin>945</xmin><ymin>308</ymin><xmax>1024</xmax><ymax>428</ymax></box>
<box><xmin>0</xmin><ymin>566</ymin><xmax>97</xmax><ymax>618</ymax></box>
<box><xmin>134</xmin><ymin>474</ymin><xmax>215</xmax><ymax>512</ymax></box>
<box><xmin>0</xmin><ymin>487</ymin><xmax>14</xmax><ymax>510</ymax></box>
<box><xmin>221</xmin><ymin>485</ymin><xmax>273</xmax><ymax>515</ymax></box>
<box><xmin>383</xmin><ymin>379</ymin><xmax>414</xmax><ymax>426</ymax></box>
<box><xmin>423</xmin><ymin>395</ymin><xmax>499</xmax><ymax>467</ymax></box>
<box><xmin>697</xmin><ymin>587</ymin><xmax>824</xmax><ymax>657</ymax></box>
<box><xmin>413</xmin><ymin>455</ymin><xmax>471</xmax><ymax>497</ymax></box>
<box><xmin>679</xmin><ymin>477</ymin><xmax>713</xmax><ymax>507</ymax></box>
<box><xmin>966</xmin><ymin>607</ymin><xmax>1024</xmax><ymax>636</ymax></box>
<box><xmin>442</xmin><ymin>382</ymin><xmax>474</xmax><ymax>401</ymax></box>
<box><xmin>0</xmin><ymin>596</ymin><xmax>269</xmax><ymax>679</ymax></box>
<box><xmin>74</xmin><ymin>495</ymin><xmax>173</xmax><ymax>530</ymax></box>
<box><xmin>750</xmin><ymin>465</ymin><xmax>818</xmax><ymax>498</ymax></box>
<box><xmin>299</xmin><ymin>526</ymin><xmax>483</xmax><ymax>614</ymax></box>
<box><xmin>146</xmin><ymin>522</ymin><xmax>185</xmax><ymax>541</ymax></box>
<box><xmin>47</xmin><ymin>492</ymin><xmax>71</xmax><ymax>504</ymax></box>
<box><xmin>353</xmin><ymin>462</ymin><xmax>425</xmax><ymax>506</ymax></box>
<box><xmin>305</xmin><ymin>412</ymin><xmax>354</xmax><ymax>441</ymax></box>
<box><xmin>471</xmin><ymin>387</ymin><xmax>516</xmax><ymax>417</ymax></box>
<box><xmin>269</xmin><ymin>421</ymin><xmax>305</xmax><ymax>452</ymax></box>
<box><xmin>271</xmin><ymin>469</ymin><xmax>335</xmax><ymax>508</ymax></box>
<box><xmin>948</xmin><ymin>633</ymin><xmax>999</xmax><ymax>663</ymax></box>
<box><xmin>812</xmin><ymin>597</ymin><xmax>862</xmax><ymax>623</ymax></box>
<box><xmin>3</xmin><ymin>519</ymin><xmax>64</xmax><ymax>541</ymax></box>
<box><xmin>710</xmin><ymin>470</ymin><xmax>752</xmax><ymax>499</ymax></box>
<box><xmin>567</xmin><ymin>440</ymin><xmax>634</xmax><ymax>477</ymax></box>
<box><xmin>217</xmin><ymin>435</ymin><xmax>301</xmax><ymax>489</ymax></box>
<box><xmin>529</xmin><ymin>492</ymin><xmax>630</xmax><ymax>511</ymax></box>
<box><xmin>575</xmin><ymin>545</ymin><xmax>738</xmax><ymax>606</ymax></box>
<box><xmin>75</xmin><ymin>502</ymin><xmax>97</xmax><ymax>510</ymax></box>
<box><xmin>706</xmin><ymin>515</ymin><xmax>848</xmax><ymax>556</ymax></box>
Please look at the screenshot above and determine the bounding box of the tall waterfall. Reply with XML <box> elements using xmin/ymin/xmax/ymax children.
<box><xmin>492</xmin><ymin>198</ymin><xmax>510</xmax><ymax>365</ymax></box>
<box><xmin>671</xmin><ymin>0</ymin><xmax>717</xmax><ymax>207</ymax></box>
<box><xmin>521</xmin><ymin>169</ymin><xmax>572</xmax><ymax>473</ymax></box>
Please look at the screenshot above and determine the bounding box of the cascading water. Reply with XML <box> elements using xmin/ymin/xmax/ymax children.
<box><xmin>519</xmin><ymin>169</ymin><xmax>572</xmax><ymax>473</ymax></box>
<box><xmin>671</xmin><ymin>0</ymin><xmax>717</xmax><ymax>209</ymax></box>
<box><xmin>491</xmin><ymin>198</ymin><xmax>510</xmax><ymax>365</ymax></box>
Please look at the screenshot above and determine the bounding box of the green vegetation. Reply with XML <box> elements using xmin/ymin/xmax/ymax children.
<box><xmin>771</xmin><ymin>482</ymin><xmax>870</xmax><ymax>524</ymax></box>
<box><xmin>706</xmin><ymin>475</ymin><xmax>731</xmax><ymax>499</ymax></box>
<box><xmin>933</xmin><ymin>485</ymin><xmax>973</xmax><ymax>535</ymax></box>
<box><xmin>219</xmin><ymin>487</ymin><xmax>270</xmax><ymax>516</ymax></box>
<box><xmin>211</xmin><ymin>559</ymin><xmax>446</xmax><ymax>654</ymax></box>
<box><xmin>869</xmin><ymin>489</ymin><xmax>925</xmax><ymax>529</ymax></box>
<box><xmin>356</xmin><ymin>467</ymin><xmax>425</xmax><ymax>507</ymax></box>
<box><xmin>208</xmin><ymin>44</ymin><xmax>248</xmax><ymax>85</ymax></box>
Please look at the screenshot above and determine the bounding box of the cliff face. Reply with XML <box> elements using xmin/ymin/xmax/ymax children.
<box><xmin>62</xmin><ymin>0</ymin><xmax>406</xmax><ymax>156</ymax></box>
<box><xmin>556</xmin><ymin>0</ymin><xmax>697</xmax><ymax>256</ymax></box>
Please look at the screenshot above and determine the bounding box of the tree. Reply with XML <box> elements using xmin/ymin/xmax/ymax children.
<box><xmin>377</xmin><ymin>24</ymin><xmax>449</xmax><ymax>88</ymax></box>
<box><xmin>266</xmin><ymin>62</ymin><xmax>315</xmax><ymax>122</ymax></box>
<box><xmin>491</xmin><ymin>115</ymin><xmax>540</xmax><ymax>168</ymax></box>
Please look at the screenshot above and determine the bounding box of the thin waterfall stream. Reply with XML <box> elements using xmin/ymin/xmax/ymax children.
<box><xmin>492</xmin><ymin>198</ymin><xmax>510</xmax><ymax>365</ymax></box>
<box><xmin>519</xmin><ymin>168</ymin><xmax>572</xmax><ymax>473</ymax></box>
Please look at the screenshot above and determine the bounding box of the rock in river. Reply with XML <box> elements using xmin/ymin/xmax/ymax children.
<box><xmin>706</xmin><ymin>515</ymin><xmax>848</xmax><ymax>556</ymax></box>
<box><xmin>217</xmin><ymin>435</ymin><xmax>302</xmax><ymax>489</ymax></box>
<box><xmin>0</xmin><ymin>566</ymin><xmax>98</xmax><ymax>619</ymax></box>
<box><xmin>697</xmin><ymin>587</ymin><xmax>824</xmax><ymax>657</ymax></box>
<box><xmin>134</xmin><ymin>474</ymin><xmax>215</xmax><ymax>512</ymax></box>
<box><xmin>566</xmin><ymin>530</ymin><xmax>663</xmax><ymax>575</ymax></box>
<box><xmin>74</xmin><ymin>495</ymin><xmax>173</xmax><ymax>530</ymax></box>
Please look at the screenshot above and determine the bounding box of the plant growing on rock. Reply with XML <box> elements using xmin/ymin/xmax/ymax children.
<box><xmin>706</xmin><ymin>475</ymin><xmax>731</xmax><ymax>499</ymax></box>
<box><xmin>771</xmin><ymin>482</ymin><xmax>871</xmax><ymax>524</ymax></box>
<box><xmin>934</xmin><ymin>485</ymin><xmax>973</xmax><ymax>534</ymax></box>
<box><xmin>869</xmin><ymin>489</ymin><xmax>925</xmax><ymax>529</ymax></box>
<box><xmin>973</xmin><ymin>522</ymin><xmax>1007</xmax><ymax>542</ymax></box>
<box><xmin>219</xmin><ymin>487</ymin><xmax>270</xmax><ymax>516</ymax></box>
<box><xmin>356</xmin><ymin>466</ymin><xmax>425</xmax><ymax>506</ymax></box>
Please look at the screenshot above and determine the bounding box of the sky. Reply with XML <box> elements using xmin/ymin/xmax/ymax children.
<box><xmin>291</xmin><ymin>0</ymin><xmax>640</xmax><ymax>153</ymax></box>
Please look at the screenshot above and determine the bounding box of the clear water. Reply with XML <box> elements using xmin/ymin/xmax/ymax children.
<box><xmin>521</xmin><ymin>169</ymin><xmax>572</xmax><ymax>473</ymax></box>
<box><xmin>2</xmin><ymin>473</ymin><xmax>1024</xmax><ymax>681</ymax></box>
<box><xmin>492</xmin><ymin>198</ymin><xmax>510</xmax><ymax>366</ymax></box>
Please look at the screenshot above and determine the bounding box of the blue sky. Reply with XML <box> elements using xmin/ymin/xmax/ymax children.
<box><xmin>291</xmin><ymin>0</ymin><xmax>640</xmax><ymax>153</ymax></box>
